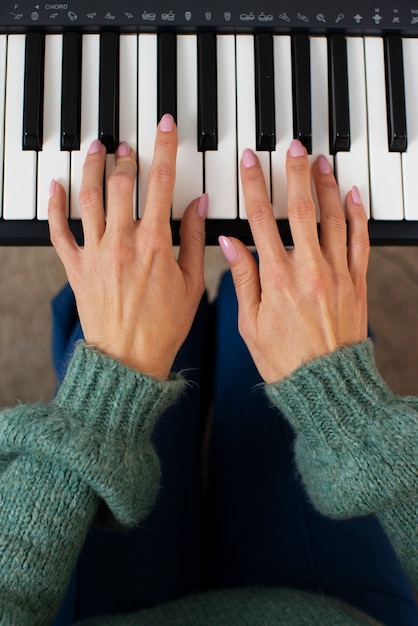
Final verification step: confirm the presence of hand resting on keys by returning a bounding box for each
[219,139,370,383]
[48,113,207,379]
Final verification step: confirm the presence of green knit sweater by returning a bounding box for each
[0,340,417,626]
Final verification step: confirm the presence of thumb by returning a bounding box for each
[218,236,261,330]
[178,194,207,295]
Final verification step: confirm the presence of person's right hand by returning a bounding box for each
[219,141,370,383]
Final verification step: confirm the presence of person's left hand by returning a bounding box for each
[48,114,207,379]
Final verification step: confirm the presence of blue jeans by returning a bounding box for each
[52,275,418,626]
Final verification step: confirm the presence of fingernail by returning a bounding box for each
[351,185,362,205]
[49,179,56,198]
[242,148,257,168]
[317,154,331,174]
[198,193,209,219]
[160,113,175,132]
[218,235,238,263]
[289,139,305,157]
[116,142,131,157]
[88,139,102,154]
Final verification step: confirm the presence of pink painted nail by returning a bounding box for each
[289,139,305,157]
[218,235,238,263]
[351,185,362,205]
[242,148,257,168]
[49,179,56,198]
[88,139,102,154]
[160,113,175,132]
[116,142,131,157]
[198,193,209,219]
[317,154,331,174]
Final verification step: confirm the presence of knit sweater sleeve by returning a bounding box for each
[0,342,184,626]
[265,339,418,588]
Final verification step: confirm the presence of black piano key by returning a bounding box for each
[197,33,217,152]
[328,35,350,154]
[99,32,120,153]
[23,33,45,151]
[61,32,82,151]
[158,33,177,123]
[254,33,276,151]
[384,36,407,153]
[291,34,312,154]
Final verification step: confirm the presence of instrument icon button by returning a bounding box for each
[353,14,363,23]
[142,11,156,21]
[279,12,290,22]
[297,13,309,23]
[67,11,78,21]
[335,13,344,23]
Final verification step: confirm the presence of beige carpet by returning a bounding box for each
[0,245,417,407]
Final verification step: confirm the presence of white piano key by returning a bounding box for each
[172,34,203,219]
[105,34,138,217]
[138,34,157,218]
[3,35,37,219]
[205,35,237,219]
[310,36,334,219]
[335,37,370,218]
[271,35,293,219]
[0,36,7,218]
[236,35,271,218]
[364,37,403,220]
[70,35,100,219]
[402,38,418,220]
[37,35,70,220]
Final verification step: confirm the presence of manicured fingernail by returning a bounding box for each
[218,235,238,263]
[160,113,175,132]
[317,154,331,174]
[351,185,362,205]
[49,179,56,198]
[116,141,130,157]
[88,139,102,154]
[289,139,305,157]
[198,193,209,219]
[242,148,257,168]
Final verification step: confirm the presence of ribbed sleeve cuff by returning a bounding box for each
[0,343,185,527]
[265,340,418,518]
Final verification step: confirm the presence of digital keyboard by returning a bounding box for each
[1,0,418,245]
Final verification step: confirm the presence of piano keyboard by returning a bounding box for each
[2,1,418,245]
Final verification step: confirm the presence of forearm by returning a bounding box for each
[377,501,418,591]
[265,340,418,519]
[0,454,98,626]
[0,343,185,623]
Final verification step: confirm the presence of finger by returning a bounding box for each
[141,114,178,239]
[79,139,106,245]
[345,186,370,286]
[105,142,137,235]
[240,148,285,261]
[48,180,80,274]
[286,140,320,254]
[218,235,261,333]
[312,155,347,270]
[178,194,207,296]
